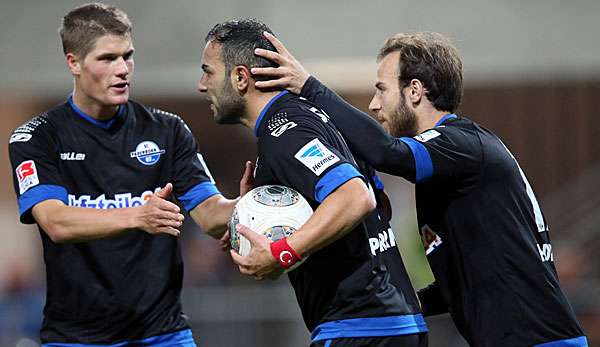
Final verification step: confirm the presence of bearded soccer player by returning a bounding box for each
[250,32,588,346]
[8,3,244,346]
[198,19,428,347]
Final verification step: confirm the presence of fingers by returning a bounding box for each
[254,79,289,90]
[219,232,231,252]
[156,183,173,199]
[235,224,262,245]
[254,48,285,65]
[240,161,256,196]
[263,31,290,56]
[158,226,180,237]
[251,66,286,77]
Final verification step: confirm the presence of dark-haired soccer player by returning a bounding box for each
[198,19,428,347]
[8,3,243,346]
[251,32,588,346]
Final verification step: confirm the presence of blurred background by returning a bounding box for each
[1,1,599,346]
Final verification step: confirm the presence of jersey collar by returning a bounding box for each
[253,90,289,137]
[67,95,125,129]
[435,113,458,127]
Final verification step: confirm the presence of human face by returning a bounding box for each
[197,41,246,124]
[369,51,418,138]
[73,35,134,112]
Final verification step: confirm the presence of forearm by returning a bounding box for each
[190,195,239,239]
[287,178,375,257]
[417,281,449,316]
[301,77,415,178]
[33,200,137,243]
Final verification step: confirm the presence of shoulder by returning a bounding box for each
[129,100,191,131]
[9,104,66,145]
[262,96,333,140]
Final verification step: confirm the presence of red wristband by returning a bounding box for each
[270,238,302,269]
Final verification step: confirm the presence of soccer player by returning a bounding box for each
[198,20,428,347]
[8,3,243,346]
[251,32,589,346]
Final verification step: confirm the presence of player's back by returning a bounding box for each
[416,117,585,346]
[253,92,425,335]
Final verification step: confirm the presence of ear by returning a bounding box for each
[407,79,426,105]
[66,53,82,76]
[231,65,251,93]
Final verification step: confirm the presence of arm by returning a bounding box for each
[32,183,183,243]
[231,177,375,279]
[188,160,255,239]
[252,33,416,179]
[417,281,449,316]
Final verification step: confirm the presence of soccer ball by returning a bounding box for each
[229,185,313,271]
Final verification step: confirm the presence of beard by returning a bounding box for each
[388,94,418,138]
[213,79,246,125]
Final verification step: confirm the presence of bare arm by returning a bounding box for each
[189,161,255,239]
[32,183,184,243]
[231,177,376,279]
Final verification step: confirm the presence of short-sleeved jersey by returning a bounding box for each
[8,97,220,344]
[300,77,586,346]
[253,91,426,340]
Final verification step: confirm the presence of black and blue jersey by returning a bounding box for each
[299,76,587,347]
[8,96,219,345]
[252,91,427,343]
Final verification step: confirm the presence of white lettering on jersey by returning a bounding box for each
[294,138,340,176]
[421,225,443,255]
[499,141,547,232]
[16,160,39,194]
[414,129,441,142]
[537,243,554,262]
[60,152,86,161]
[369,228,397,256]
[197,153,216,184]
[68,188,160,209]
[308,107,330,123]
[271,121,297,137]
[9,133,32,143]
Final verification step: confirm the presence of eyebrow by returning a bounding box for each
[96,49,135,60]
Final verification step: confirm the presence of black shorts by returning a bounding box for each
[310,333,428,347]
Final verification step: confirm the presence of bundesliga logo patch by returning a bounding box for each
[294,138,339,176]
[130,141,166,166]
[16,160,39,194]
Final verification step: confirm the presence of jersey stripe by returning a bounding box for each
[399,138,434,182]
[311,314,428,342]
[177,181,220,211]
[41,328,197,347]
[18,184,68,223]
[314,163,362,202]
[534,335,588,347]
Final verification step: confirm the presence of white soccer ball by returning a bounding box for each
[230,185,313,271]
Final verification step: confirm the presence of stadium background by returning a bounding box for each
[0,1,599,346]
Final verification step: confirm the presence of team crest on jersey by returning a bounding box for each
[294,138,340,176]
[16,160,39,194]
[420,224,443,255]
[130,141,166,166]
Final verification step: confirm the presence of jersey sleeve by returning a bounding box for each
[259,114,364,203]
[8,119,68,224]
[170,117,221,212]
[300,76,481,183]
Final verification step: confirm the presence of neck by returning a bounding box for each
[417,107,452,134]
[72,86,120,121]
[241,90,284,131]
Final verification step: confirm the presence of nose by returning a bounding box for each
[368,94,381,113]
[115,57,129,78]
[197,75,207,93]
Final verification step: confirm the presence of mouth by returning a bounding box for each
[110,82,129,92]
